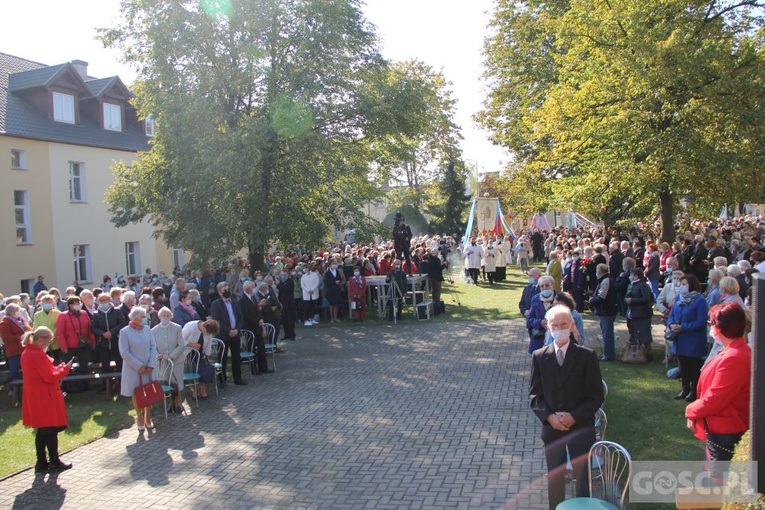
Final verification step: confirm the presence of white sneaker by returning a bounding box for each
[311,319,319,325]
[304,320,313,326]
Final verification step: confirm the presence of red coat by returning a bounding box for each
[55,310,95,351]
[0,317,32,357]
[379,259,391,276]
[21,343,70,428]
[348,276,368,320]
[685,338,751,441]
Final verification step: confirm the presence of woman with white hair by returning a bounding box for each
[119,306,158,431]
[152,307,186,414]
[705,269,724,308]
[719,277,745,308]
[726,264,749,300]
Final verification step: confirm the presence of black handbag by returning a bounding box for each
[198,359,215,383]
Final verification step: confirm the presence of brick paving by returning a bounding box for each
[0,318,567,510]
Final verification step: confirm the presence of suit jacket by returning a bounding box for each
[530,342,603,435]
[519,283,540,317]
[239,293,264,332]
[210,297,242,339]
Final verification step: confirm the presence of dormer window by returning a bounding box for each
[103,103,122,131]
[145,115,156,137]
[53,92,75,123]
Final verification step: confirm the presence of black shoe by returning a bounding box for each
[174,405,184,414]
[34,462,49,473]
[234,381,247,386]
[675,390,690,400]
[685,393,696,403]
[260,369,274,374]
[49,461,72,472]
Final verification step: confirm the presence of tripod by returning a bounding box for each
[386,278,405,325]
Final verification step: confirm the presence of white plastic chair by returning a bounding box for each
[239,330,256,379]
[183,348,201,407]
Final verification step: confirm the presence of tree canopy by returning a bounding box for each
[479,0,765,239]
[102,0,412,268]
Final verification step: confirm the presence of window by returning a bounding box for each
[103,103,122,131]
[73,244,91,283]
[14,190,31,244]
[11,149,27,170]
[69,162,86,202]
[145,115,156,137]
[53,92,75,123]
[172,248,185,270]
[125,242,141,275]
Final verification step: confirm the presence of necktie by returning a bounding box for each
[556,348,565,367]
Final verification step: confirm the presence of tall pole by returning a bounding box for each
[751,273,764,494]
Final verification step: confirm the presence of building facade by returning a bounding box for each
[1,52,177,295]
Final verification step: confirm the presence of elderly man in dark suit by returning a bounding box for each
[530,305,604,509]
[239,280,274,375]
[210,281,246,386]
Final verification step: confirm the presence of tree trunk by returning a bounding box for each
[248,243,265,273]
[659,190,675,243]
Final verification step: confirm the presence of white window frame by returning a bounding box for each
[14,190,31,244]
[11,149,27,170]
[69,162,86,202]
[53,92,75,123]
[172,248,185,270]
[125,242,141,276]
[145,115,156,137]
[73,244,91,283]
[103,102,122,132]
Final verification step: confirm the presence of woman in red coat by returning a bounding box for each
[685,302,751,481]
[0,303,32,384]
[21,326,73,473]
[348,268,368,322]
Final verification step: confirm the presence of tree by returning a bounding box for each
[427,159,471,235]
[479,0,765,241]
[102,0,396,268]
[371,59,464,210]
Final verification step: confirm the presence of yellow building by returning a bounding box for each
[1,52,179,295]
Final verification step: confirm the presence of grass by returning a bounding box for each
[0,390,133,478]
[0,261,707,500]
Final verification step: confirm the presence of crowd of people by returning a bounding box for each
[516,214,761,508]
[1,211,761,485]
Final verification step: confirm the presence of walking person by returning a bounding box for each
[21,327,73,473]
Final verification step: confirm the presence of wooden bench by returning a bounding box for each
[9,372,122,407]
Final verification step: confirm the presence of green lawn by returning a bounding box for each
[0,262,703,495]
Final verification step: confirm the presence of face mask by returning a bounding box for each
[573,256,580,261]
[679,284,689,294]
[354,271,361,277]
[291,271,297,276]
[222,290,232,299]
[42,303,53,312]
[152,277,158,282]
[540,289,553,298]
[141,317,150,327]
[98,303,111,312]
[256,276,263,282]
[550,329,569,345]
[529,277,536,285]
[194,296,202,303]
[331,265,338,270]
[160,317,170,327]
[11,311,21,319]
[184,300,192,306]
[71,305,82,313]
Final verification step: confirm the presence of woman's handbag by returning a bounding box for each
[198,359,215,383]
[622,342,649,364]
[134,372,164,408]
[664,326,679,343]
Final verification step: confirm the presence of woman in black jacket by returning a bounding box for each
[426,249,445,303]
[624,267,654,356]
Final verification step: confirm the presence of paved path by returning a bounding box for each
[1,319,557,510]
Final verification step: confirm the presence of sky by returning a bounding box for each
[0,0,508,173]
